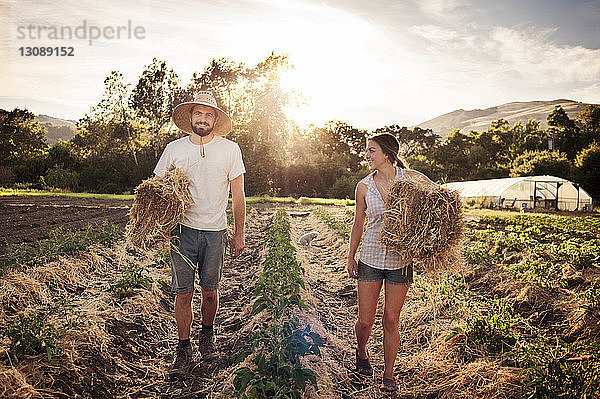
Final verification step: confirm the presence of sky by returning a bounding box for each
[1,0,599,130]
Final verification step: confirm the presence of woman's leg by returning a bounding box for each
[382,282,409,379]
[356,280,383,359]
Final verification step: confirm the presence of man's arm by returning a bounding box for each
[230,173,246,257]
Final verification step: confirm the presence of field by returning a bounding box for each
[0,195,599,398]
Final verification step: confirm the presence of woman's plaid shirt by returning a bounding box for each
[358,166,411,271]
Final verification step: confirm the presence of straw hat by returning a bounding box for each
[172,91,232,136]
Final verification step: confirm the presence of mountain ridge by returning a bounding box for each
[414,99,594,137]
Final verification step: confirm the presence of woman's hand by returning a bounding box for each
[347,257,358,279]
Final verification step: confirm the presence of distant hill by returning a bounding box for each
[35,115,77,145]
[415,99,594,137]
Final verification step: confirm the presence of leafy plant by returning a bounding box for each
[234,210,324,398]
[234,319,323,398]
[448,297,520,355]
[578,281,600,314]
[462,241,497,266]
[0,312,59,361]
[108,263,153,299]
[313,206,350,239]
[521,338,600,399]
[0,296,85,361]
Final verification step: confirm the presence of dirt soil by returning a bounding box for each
[0,196,131,250]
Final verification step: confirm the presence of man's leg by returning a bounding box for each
[200,287,218,327]
[168,225,198,380]
[197,230,225,359]
[175,291,194,339]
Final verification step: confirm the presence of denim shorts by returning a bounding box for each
[357,259,413,285]
[170,224,227,293]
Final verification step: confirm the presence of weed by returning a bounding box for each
[521,338,600,399]
[108,263,153,299]
[448,297,520,356]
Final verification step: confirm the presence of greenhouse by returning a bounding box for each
[443,175,593,211]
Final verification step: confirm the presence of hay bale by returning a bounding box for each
[380,179,464,274]
[125,166,192,251]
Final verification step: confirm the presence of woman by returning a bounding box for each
[346,133,433,392]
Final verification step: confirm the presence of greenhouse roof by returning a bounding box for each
[442,175,573,198]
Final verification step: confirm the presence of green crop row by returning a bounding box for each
[233,210,324,398]
[457,216,600,397]
[313,206,350,239]
[446,292,600,398]
[479,214,600,237]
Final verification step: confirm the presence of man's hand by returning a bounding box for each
[230,231,245,258]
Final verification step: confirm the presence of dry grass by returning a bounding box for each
[0,243,172,398]
[381,179,465,274]
[0,365,38,399]
[125,166,192,251]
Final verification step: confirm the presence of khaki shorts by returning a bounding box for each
[170,225,227,293]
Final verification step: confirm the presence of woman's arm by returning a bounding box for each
[347,182,367,279]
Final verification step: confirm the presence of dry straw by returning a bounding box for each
[380,179,465,274]
[125,165,192,251]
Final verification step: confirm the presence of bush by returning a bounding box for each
[574,142,600,200]
[100,182,122,194]
[510,150,572,178]
[0,166,16,186]
[44,165,79,191]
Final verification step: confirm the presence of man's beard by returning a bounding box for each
[192,123,213,137]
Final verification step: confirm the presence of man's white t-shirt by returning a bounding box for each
[153,135,246,231]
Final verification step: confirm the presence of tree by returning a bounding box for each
[73,71,144,164]
[46,141,82,170]
[577,105,600,150]
[510,150,572,179]
[519,119,550,153]
[374,125,439,158]
[547,105,580,159]
[185,58,247,119]
[430,129,472,181]
[574,143,600,199]
[0,108,47,166]
[130,58,182,158]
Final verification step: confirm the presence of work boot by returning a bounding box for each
[197,328,217,360]
[168,343,193,380]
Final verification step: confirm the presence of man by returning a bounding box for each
[153,91,246,380]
